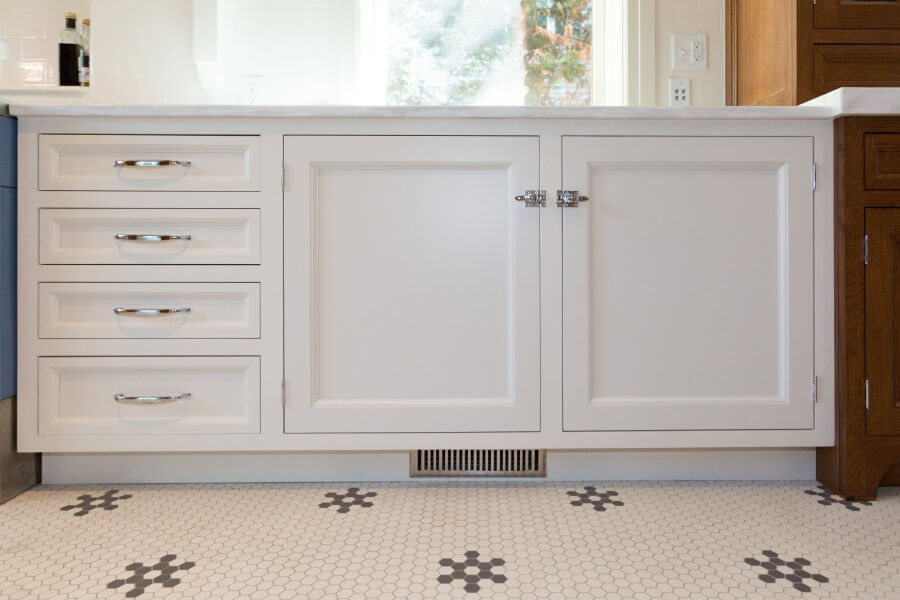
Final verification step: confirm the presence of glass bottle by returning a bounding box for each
[80,18,91,88]
[58,12,84,86]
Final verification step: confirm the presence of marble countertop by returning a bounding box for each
[5,87,898,119]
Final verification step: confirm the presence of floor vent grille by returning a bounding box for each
[410,449,546,478]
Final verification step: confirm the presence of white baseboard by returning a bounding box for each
[41,448,816,484]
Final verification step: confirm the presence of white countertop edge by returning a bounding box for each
[6,103,834,119]
[7,88,899,119]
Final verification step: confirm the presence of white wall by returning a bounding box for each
[653,0,725,106]
[0,0,206,103]
[1,2,727,107]
[90,0,206,103]
[0,0,90,88]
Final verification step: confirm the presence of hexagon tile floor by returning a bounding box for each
[1,481,898,600]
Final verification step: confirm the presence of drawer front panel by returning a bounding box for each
[38,356,260,435]
[39,208,261,264]
[813,45,900,96]
[865,133,900,190]
[39,134,261,191]
[38,283,260,339]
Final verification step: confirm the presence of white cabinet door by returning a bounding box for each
[283,136,541,433]
[562,137,815,431]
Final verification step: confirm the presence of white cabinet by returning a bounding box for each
[38,356,260,435]
[38,134,261,191]
[283,136,541,433]
[561,137,815,431]
[39,208,261,265]
[38,283,260,339]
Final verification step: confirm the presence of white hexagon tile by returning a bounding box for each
[0,481,898,599]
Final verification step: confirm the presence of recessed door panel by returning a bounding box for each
[865,208,900,436]
[283,136,540,433]
[813,0,900,29]
[562,137,815,431]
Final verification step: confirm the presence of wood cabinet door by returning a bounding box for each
[562,137,815,431]
[865,209,900,436]
[814,0,900,28]
[283,136,540,433]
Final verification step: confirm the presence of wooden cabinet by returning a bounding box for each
[726,0,900,106]
[561,137,816,431]
[814,0,900,29]
[865,209,900,437]
[819,117,900,499]
[282,136,541,434]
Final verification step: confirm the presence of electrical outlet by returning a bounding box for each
[669,78,690,106]
[671,34,707,70]
[240,75,264,104]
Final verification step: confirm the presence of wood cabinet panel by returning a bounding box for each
[813,45,900,96]
[865,133,900,190]
[865,209,900,436]
[821,118,900,500]
[814,0,900,29]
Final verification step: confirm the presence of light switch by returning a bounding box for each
[671,34,707,70]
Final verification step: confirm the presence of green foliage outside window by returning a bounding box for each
[386,0,592,106]
[522,0,592,106]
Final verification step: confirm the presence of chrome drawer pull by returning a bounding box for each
[114,234,191,242]
[113,392,191,405]
[113,307,191,315]
[114,159,191,168]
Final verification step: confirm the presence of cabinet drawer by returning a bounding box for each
[813,45,900,96]
[39,135,260,191]
[38,356,260,435]
[865,133,900,190]
[38,283,260,339]
[39,208,261,264]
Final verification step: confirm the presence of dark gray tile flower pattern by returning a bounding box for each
[60,489,133,516]
[744,550,828,593]
[804,485,873,511]
[107,554,195,597]
[567,485,624,511]
[437,551,507,594]
[318,487,377,513]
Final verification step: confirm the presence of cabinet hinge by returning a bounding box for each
[811,375,818,404]
[281,164,285,191]
[810,163,816,191]
[863,235,869,265]
[864,379,870,410]
[281,379,286,407]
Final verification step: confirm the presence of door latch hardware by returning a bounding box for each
[865,379,870,410]
[556,190,589,207]
[515,190,546,207]
[811,375,818,404]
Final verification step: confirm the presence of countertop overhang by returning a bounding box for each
[6,87,899,119]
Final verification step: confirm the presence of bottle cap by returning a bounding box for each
[65,12,76,19]
[82,18,90,25]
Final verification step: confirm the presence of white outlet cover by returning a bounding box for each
[669,78,690,106]
[240,75,264,104]
[671,34,707,70]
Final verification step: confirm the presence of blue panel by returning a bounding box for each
[0,187,14,398]
[0,115,16,398]
[0,117,15,189]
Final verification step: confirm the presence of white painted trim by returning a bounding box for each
[41,449,815,484]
